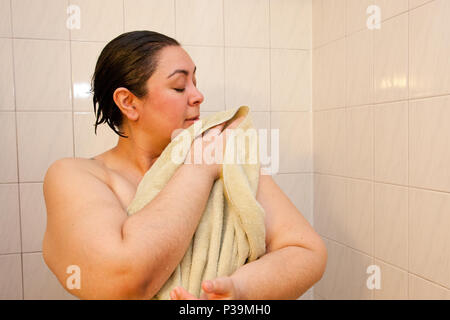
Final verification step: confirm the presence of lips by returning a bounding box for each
[186,116,200,121]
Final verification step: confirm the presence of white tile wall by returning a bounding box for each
[224,0,270,48]
[0,38,15,111]
[270,0,312,49]
[13,39,72,111]
[314,0,450,300]
[224,48,270,111]
[11,0,70,40]
[0,184,21,254]
[124,0,175,36]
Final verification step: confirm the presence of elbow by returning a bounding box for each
[49,256,150,300]
[311,237,328,284]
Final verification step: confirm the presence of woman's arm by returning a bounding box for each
[43,158,216,299]
[229,174,327,299]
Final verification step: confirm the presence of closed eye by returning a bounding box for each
[174,88,185,92]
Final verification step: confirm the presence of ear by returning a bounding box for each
[113,87,140,122]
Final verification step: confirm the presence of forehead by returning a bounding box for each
[154,46,196,77]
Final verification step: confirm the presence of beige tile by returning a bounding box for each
[23,252,78,299]
[272,173,313,225]
[409,188,450,288]
[124,0,175,36]
[0,254,22,299]
[314,238,348,299]
[373,260,408,300]
[0,0,12,37]
[346,106,373,180]
[14,39,71,111]
[346,29,373,107]
[184,46,225,112]
[410,0,450,98]
[225,48,270,111]
[409,274,450,300]
[313,174,346,243]
[69,0,123,42]
[271,112,312,173]
[374,102,408,185]
[271,0,312,49]
[0,39,15,111]
[374,183,408,269]
[19,183,47,253]
[409,0,435,10]
[271,49,311,112]
[346,178,373,255]
[11,0,69,40]
[224,0,269,48]
[346,0,374,35]
[409,96,450,193]
[312,0,345,48]
[0,184,21,254]
[312,39,346,111]
[346,248,373,299]
[313,109,346,176]
[374,13,408,103]
[74,112,118,158]
[17,112,73,182]
[0,112,18,183]
[71,41,106,112]
[375,0,409,21]
[176,0,223,46]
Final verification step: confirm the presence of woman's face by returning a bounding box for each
[137,45,204,145]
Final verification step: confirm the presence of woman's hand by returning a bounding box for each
[170,276,241,300]
[184,116,245,181]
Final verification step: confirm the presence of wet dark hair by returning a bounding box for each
[91,30,180,138]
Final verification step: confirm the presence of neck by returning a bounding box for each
[111,132,166,177]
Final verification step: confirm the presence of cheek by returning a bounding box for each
[143,93,187,135]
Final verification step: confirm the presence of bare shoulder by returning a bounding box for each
[44,157,109,185]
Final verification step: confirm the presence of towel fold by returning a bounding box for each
[126,106,266,300]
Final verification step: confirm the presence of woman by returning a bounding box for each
[42,31,327,300]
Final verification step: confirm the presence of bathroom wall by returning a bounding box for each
[0,0,313,299]
[312,0,450,299]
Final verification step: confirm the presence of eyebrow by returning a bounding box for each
[167,66,197,78]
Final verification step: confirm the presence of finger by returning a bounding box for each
[203,277,231,295]
[203,122,226,137]
[226,116,245,129]
[172,287,198,300]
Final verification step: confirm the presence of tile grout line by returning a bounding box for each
[371,20,375,301]
[407,5,410,300]
[9,0,24,300]
[312,172,450,195]
[222,0,225,112]
[69,0,75,160]
[268,0,271,154]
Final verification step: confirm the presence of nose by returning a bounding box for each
[189,86,204,107]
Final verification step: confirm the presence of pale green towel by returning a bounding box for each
[126,106,266,300]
